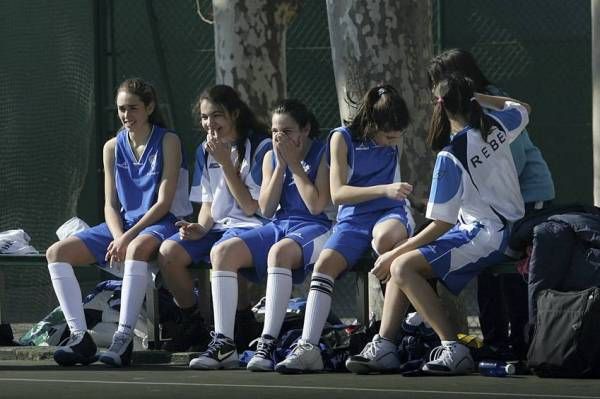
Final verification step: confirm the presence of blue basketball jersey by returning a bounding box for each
[327,126,408,221]
[275,139,330,223]
[115,125,191,224]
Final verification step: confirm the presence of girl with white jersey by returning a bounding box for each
[275,85,415,374]
[157,85,271,354]
[46,78,192,367]
[346,74,531,375]
[188,99,332,371]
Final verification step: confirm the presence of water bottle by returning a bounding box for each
[478,361,516,377]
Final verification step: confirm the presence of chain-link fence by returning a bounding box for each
[0,0,592,324]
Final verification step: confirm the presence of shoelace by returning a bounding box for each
[202,332,229,357]
[254,338,276,359]
[109,333,130,353]
[428,344,453,363]
[57,330,85,347]
[287,341,315,359]
[360,341,379,359]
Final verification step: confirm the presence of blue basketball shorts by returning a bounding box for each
[238,217,332,284]
[165,227,252,264]
[418,222,510,295]
[75,213,179,267]
[323,205,415,269]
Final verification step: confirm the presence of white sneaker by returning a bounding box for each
[274,340,323,374]
[247,335,277,372]
[98,332,134,368]
[422,342,474,375]
[189,332,239,370]
[345,334,400,374]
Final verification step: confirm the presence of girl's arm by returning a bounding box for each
[474,93,531,114]
[209,138,258,216]
[258,150,285,218]
[103,138,125,239]
[289,151,330,215]
[177,201,214,240]
[329,131,411,205]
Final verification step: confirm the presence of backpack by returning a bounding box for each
[527,287,600,378]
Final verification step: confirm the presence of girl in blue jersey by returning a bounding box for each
[157,85,271,353]
[46,78,192,367]
[189,99,331,371]
[428,49,554,360]
[275,85,415,374]
[346,74,531,375]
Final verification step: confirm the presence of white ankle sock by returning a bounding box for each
[211,270,238,339]
[48,262,87,334]
[262,267,292,338]
[116,260,148,335]
[301,272,335,345]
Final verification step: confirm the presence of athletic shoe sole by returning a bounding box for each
[54,351,97,367]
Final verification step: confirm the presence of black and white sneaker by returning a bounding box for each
[246,334,277,371]
[189,332,239,370]
[53,330,98,366]
[98,332,134,367]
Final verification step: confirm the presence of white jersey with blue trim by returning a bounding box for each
[115,125,192,223]
[189,135,272,230]
[327,126,410,221]
[426,102,528,228]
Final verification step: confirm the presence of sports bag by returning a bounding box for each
[527,287,600,377]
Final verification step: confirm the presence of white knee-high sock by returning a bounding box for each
[117,260,148,336]
[211,270,238,340]
[262,267,292,338]
[48,262,87,334]
[301,272,335,345]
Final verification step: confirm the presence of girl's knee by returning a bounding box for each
[390,259,412,286]
[210,239,246,272]
[126,236,158,261]
[268,239,301,268]
[158,241,188,271]
[313,251,346,278]
[45,241,61,262]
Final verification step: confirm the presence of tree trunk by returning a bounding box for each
[593,0,600,206]
[326,0,435,212]
[210,0,302,310]
[212,0,301,121]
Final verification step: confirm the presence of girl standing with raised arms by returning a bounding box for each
[346,74,530,375]
[47,78,192,367]
[157,85,271,353]
[275,85,415,373]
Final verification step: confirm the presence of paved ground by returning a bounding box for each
[1,355,599,399]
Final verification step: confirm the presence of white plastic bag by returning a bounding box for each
[56,217,90,240]
[0,229,38,254]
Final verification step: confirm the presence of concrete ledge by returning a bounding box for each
[0,346,198,365]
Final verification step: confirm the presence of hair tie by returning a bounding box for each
[470,97,476,102]
[378,88,387,96]
[436,96,444,104]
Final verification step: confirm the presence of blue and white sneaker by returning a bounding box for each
[98,332,134,367]
[189,332,239,370]
[53,331,98,366]
[247,334,277,372]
